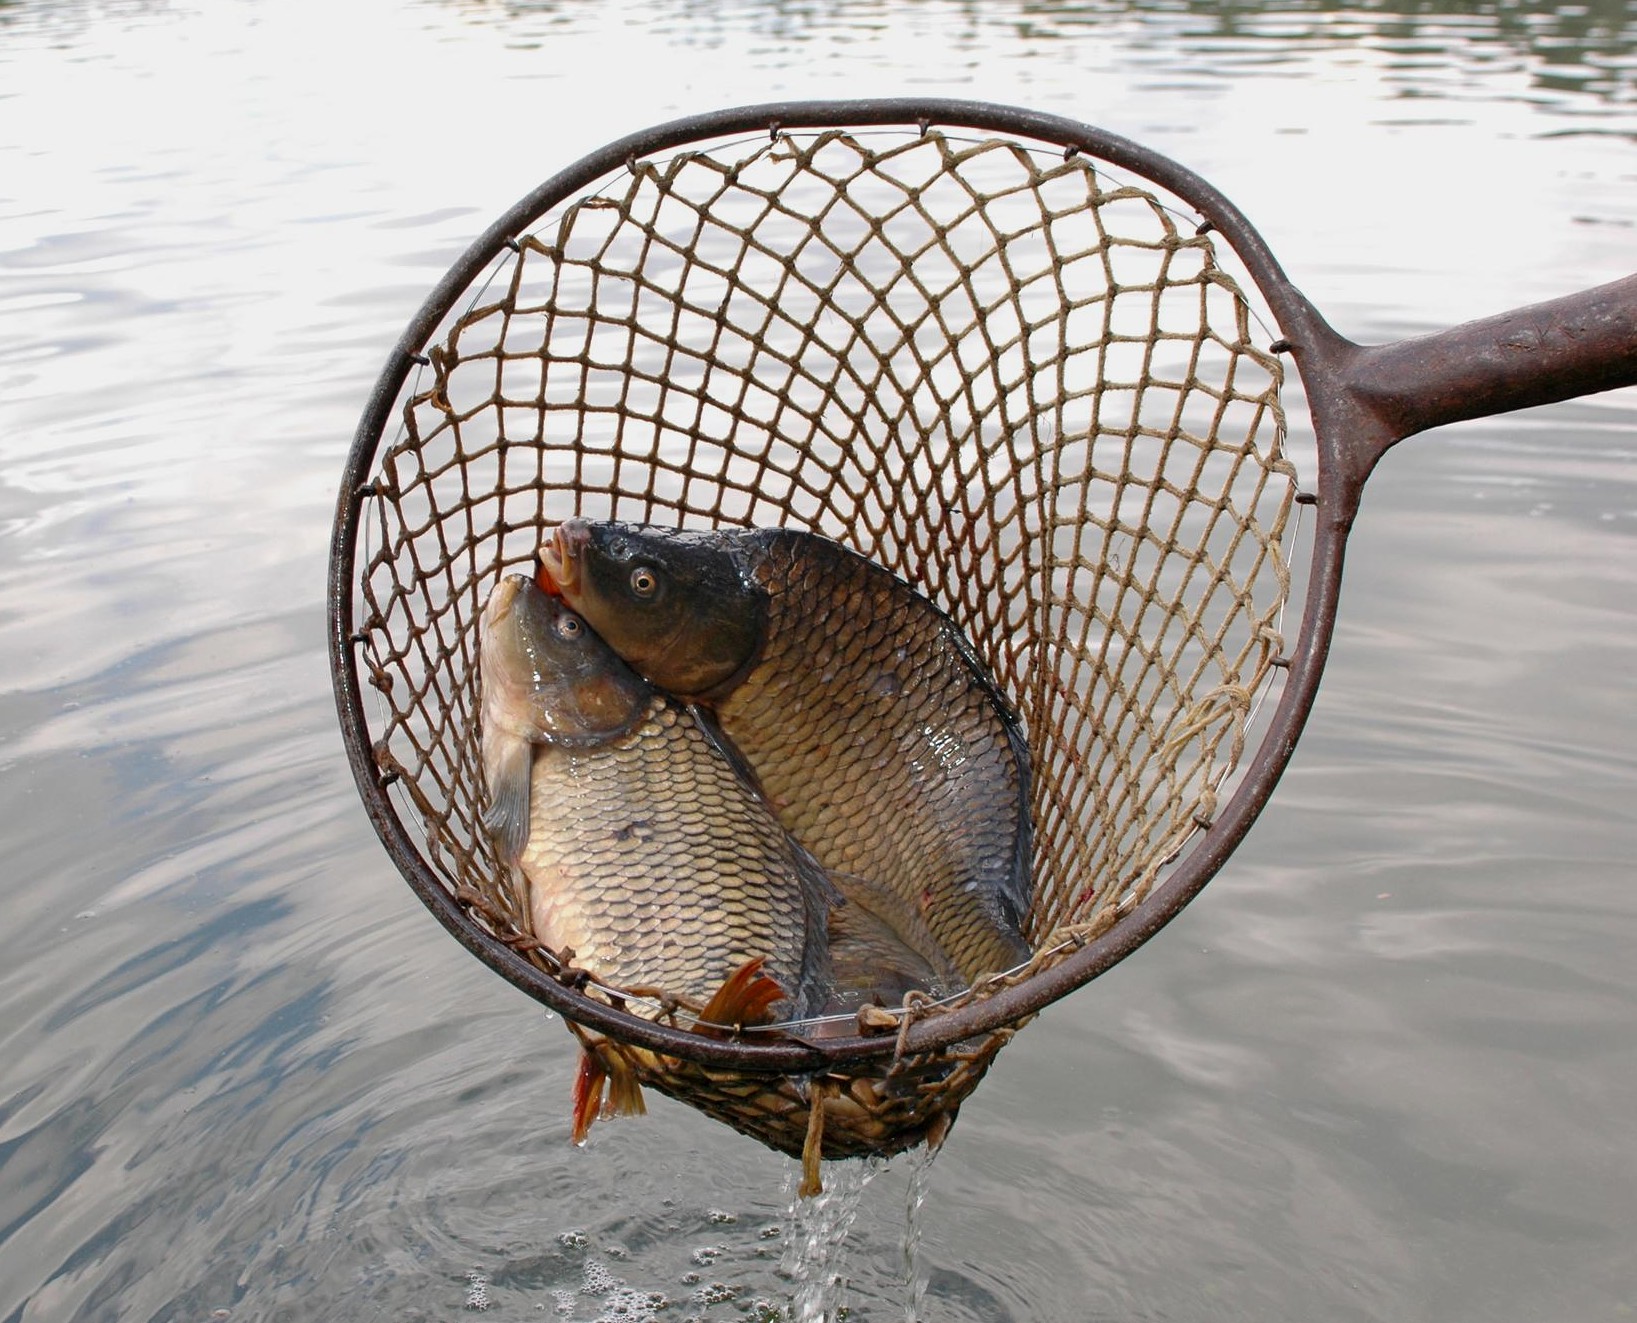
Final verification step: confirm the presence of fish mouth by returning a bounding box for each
[537,520,588,597]
[484,573,525,623]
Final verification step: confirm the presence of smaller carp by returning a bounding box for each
[479,574,838,1137]
[479,571,650,864]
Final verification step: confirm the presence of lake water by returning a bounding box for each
[2,1,1635,1319]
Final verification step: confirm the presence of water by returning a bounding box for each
[2,0,1635,1318]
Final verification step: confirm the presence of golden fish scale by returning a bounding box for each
[720,535,1030,983]
[517,694,816,1009]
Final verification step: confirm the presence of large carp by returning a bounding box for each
[478,573,836,1025]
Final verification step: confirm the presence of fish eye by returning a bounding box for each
[554,612,583,640]
[629,565,660,599]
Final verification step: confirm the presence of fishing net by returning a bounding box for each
[335,119,1299,1173]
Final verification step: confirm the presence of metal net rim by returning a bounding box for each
[329,99,1334,1070]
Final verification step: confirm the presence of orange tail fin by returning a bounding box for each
[570,1050,606,1145]
[602,1054,647,1122]
[571,1045,647,1145]
[696,957,786,1036]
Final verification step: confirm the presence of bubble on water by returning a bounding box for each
[601,1242,630,1260]
[757,1225,782,1240]
[680,1271,701,1286]
[690,1281,737,1306]
[464,1270,492,1311]
[551,1288,576,1315]
[690,1245,723,1266]
[582,1258,622,1295]
[558,1229,589,1250]
[591,1287,666,1322]
[706,1208,737,1225]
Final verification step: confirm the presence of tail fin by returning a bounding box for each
[570,1050,605,1145]
[570,1046,646,1144]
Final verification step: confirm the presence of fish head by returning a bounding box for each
[539,518,765,700]
[479,573,650,746]
[479,574,653,859]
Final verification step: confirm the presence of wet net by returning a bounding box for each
[340,124,1298,1168]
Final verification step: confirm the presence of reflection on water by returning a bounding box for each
[437,0,1637,107]
[0,0,1634,1319]
[1072,0,1637,96]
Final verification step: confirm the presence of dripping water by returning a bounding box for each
[898,1144,939,1320]
[778,1155,886,1321]
[772,1141,943,1322]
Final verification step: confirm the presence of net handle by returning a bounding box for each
[1276,273,1637,509]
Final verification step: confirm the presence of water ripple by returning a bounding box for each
[1,1,1635,1320]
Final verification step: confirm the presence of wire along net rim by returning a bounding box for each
[332,104,1307,1068]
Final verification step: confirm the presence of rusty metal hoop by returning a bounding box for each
[329,99,1317,1074]
[330,98,1637,1092]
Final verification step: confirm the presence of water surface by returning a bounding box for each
[2,1,1634,1319]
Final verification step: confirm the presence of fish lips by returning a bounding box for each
[482,572,526,626]
[536,521,588,597]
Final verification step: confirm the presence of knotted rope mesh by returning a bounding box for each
[348,126,1297,1155]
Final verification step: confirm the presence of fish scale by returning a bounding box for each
[519,694,821,1008]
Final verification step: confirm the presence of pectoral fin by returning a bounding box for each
[481,728,534,862]
[695,956,786,1033]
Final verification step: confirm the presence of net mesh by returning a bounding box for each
[352,126,1296,1040]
